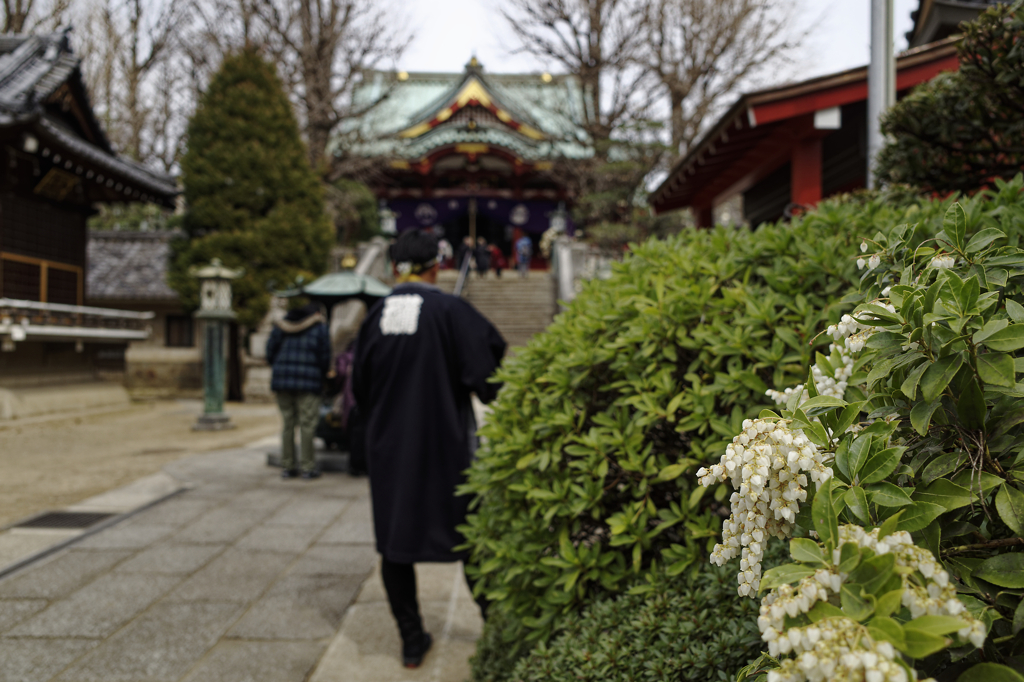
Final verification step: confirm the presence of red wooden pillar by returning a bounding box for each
[790,136,823,207]
[694,205,714,228]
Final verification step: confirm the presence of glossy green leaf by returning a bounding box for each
[759,564,817,592]
[849,553,896,594]
[943,203,967,250]
[801,395,847,417]
[860,447,905,485]
[966,227,1006,253]
[995,484,1024,536]
[903,615,970,636]
[878,510,904,539]
[808,601,846,622]
[901,628,949,659]
[838,435,872,481]
[845,486,870,523]
[895,501,946,533]
[957,378,986,431]
[910,400,942,436]
[981,324,1024,352]
[868,482,914,507]
[812,479,839,551]
[978,352,1016,387]
[875,590,904,618]
[914,479,975,512]
[901,362,930,401]
[840,583,875,621]
[791,538,827,565]
[1007,299,1024,323]
[973,553,1024,588]
[868,616,906,647]
[839,542,862,572]
[956,663,1024,682]
[921,354,964,403]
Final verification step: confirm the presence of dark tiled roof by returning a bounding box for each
[87,231,181,302]
[0,30,177,202]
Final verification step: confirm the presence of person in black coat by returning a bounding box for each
[474,237,491,277]
[353,229,506,668]
[266,302,331,479]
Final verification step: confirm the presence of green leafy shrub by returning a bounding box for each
[699,178,1024,682]
[876,2,1024,193]
[459,192,951,643]
[472,542,788,682]
[170,49,332,327]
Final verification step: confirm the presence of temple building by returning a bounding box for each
[0,30,177,416]
[651,0,996,225]
[335,58,589,262]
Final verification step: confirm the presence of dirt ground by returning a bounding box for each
[0,400,282,528]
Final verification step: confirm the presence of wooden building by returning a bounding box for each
[649,40,959,226]
[336,58,589,262]
[0,30,177,405]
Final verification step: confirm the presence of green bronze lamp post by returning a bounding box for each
[191,258,243,431]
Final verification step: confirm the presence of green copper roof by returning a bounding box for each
[333,62,592,161]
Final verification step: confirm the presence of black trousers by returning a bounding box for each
[380,558,488,641]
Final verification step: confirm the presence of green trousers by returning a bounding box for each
[276,391,320,473]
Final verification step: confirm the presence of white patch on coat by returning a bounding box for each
[380,294,424,335]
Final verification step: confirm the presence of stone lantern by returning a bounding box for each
[190,258,243,431]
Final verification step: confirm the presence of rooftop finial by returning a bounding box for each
[466,55,482,73]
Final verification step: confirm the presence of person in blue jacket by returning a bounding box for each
[266,302,331,479]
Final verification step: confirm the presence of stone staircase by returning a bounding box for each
[437,270,556,350]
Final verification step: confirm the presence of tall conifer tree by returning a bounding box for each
[170,49,332,328]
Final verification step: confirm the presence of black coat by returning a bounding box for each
[352,282,506,562]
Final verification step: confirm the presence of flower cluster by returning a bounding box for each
[757,526,985,682]
[929,254,955,270]
[765,616,919,682]
[539,226,559,259]
[857,255,881,271]
[697,419,833,596]
[837,526,986,647]
[767,343,855,408]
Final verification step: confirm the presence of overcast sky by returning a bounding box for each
[394,0,920,82]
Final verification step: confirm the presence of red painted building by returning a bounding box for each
[650,40,959,226]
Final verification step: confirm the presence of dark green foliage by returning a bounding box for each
[828,178,1024,674]
[87,202,176,232]
[169,50,332,327]
[876,2,1024,192]
[459,191,957,643]
[328,179,380,245]
[473,549,785,682]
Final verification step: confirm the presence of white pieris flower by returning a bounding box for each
[758,527,985,682]
[868,254,881,269]
[861,242,869,253]
[857,258,866,270]
[699,419,832,596]
[929,255,955,270]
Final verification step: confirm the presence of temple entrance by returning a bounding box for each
[440,209,510,265]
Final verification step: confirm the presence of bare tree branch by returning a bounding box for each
[636,0,803,154]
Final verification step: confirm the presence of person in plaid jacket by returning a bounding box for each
[266,302,331,478]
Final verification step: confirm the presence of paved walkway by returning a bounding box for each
[0,438,483,681]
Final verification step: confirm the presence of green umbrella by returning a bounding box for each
[299,272,392,299]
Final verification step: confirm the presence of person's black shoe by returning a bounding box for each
[301,469,322,480]
[281,469,299,479]
[402,631,433,668]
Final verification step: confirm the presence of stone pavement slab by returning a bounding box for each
[0,442,379,682]
[0,435,486,682]
[310,561,484,682]
[179,641,325,682]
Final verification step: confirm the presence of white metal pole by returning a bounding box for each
[867,0,895,189]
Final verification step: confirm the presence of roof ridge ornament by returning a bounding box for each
[465,55,482,74]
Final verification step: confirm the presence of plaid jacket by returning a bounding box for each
[266,314,331,394]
